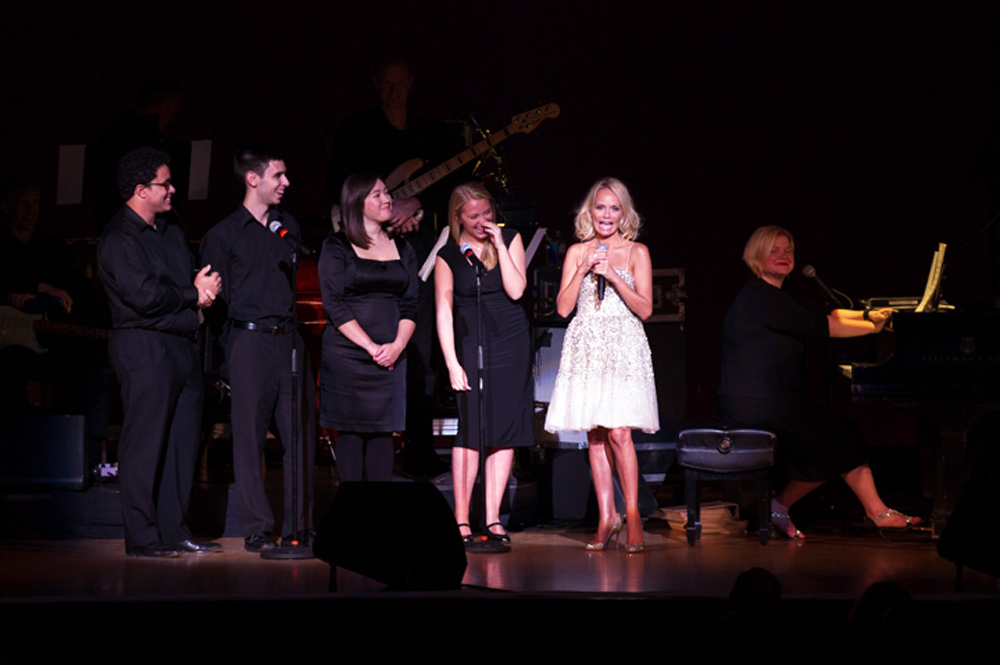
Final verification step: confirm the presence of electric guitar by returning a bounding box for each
[331,103,561,228]
[0,305,110,353]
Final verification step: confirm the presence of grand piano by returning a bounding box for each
[849,244,1000,535]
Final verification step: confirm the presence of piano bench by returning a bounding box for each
[677,428,777,546]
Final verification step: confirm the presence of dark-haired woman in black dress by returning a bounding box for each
[319,174,418,481]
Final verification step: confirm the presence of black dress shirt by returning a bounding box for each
[199,207,299,329]
[97,206,200,333]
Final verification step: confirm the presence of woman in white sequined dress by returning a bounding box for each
[544,178,659,553]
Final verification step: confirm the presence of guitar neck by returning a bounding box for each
[35,320,111,341]
[390,125,518,201]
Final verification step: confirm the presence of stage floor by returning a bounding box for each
[3,520,999,601]
[5,522,1000,663]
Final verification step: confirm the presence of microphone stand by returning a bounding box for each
[262,246,313,560]
[464,257,509,554]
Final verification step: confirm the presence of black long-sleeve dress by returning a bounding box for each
[717,278,867,481]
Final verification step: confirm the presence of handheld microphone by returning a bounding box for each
[268,211,315,258]
[596,243,607,300]
[460,243,486,274]
[802,265,841,307]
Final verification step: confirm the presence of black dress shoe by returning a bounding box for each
[175,538,222,554]
[127,542,182,558]
[245,533,275,552]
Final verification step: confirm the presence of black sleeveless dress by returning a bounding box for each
[439,228,533,449]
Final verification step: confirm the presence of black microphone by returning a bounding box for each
[460,243,486,274]
[802,265,841,307]
[268,210,315,258]
[596,243,607,300]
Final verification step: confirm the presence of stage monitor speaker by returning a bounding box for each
[314,482,467,591]
[0,415,87,491]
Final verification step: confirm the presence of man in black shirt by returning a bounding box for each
[200,146,313,553]
[325,56,461,229]
[97,147,222,557]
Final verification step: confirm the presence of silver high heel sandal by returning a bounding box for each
[623,516,645,553]
[586,516,624,551]
[623,541,645,554]
[866,508,921,532]
[771,498,804,539]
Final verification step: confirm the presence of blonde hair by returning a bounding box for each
[743,225,795,277]
[573,177,641,242]
[448,182,499,270]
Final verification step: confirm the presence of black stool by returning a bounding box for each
[677,428,776,545]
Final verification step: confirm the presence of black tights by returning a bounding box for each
[336,432,394,482]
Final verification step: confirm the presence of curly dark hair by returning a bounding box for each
[116,147,171,200]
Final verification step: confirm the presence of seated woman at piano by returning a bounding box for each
[717,225,921,538]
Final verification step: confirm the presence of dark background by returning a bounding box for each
[5,1,1000,419]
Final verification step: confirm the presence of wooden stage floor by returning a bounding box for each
[3,523,1000,663]
[3,521,999,600]
[3,452,1000,662]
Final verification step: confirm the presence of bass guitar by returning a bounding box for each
[331,102,561,227]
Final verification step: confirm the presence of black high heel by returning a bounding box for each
[485,522,511,543]
[457,523,475,544]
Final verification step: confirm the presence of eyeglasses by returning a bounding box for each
[145,180,173,190]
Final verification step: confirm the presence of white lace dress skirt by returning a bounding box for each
[544,271,659,434]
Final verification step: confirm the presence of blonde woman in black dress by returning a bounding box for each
[435,183,532,543]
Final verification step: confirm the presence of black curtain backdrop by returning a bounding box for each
[5,1,1000,418]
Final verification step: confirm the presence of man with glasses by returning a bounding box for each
[97,147,222,557]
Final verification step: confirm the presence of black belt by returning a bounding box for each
[232,320,294,335]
